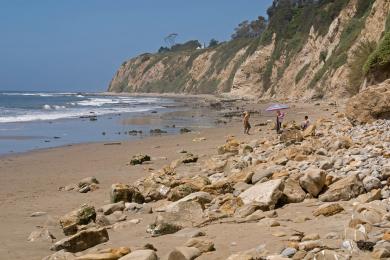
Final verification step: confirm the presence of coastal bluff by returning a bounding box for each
[108,0,390,101]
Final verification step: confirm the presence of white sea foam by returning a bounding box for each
[0,107,161,123]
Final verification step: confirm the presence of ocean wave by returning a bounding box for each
[0,92,80,97]
[0,107,161,123]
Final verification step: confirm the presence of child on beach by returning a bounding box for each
[301,115,310,130]
[243,111,251,135]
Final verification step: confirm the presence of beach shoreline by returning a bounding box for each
[0,100,342,259]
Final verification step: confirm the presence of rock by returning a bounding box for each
[172,228,205,238]
[148,201,204,236]
[75,247,131,260]
[251,166,282,184]
[298,240,321,251]
[281,247,297,257]
[226,254,253,260]
[130,154,151,165]
[78,177,99,188]
[30,211,47,217]
[181,153,198,164]
[313,203,344,217]
[166,247,201,260]
[233,182,252,196]
[303,124,316,138]
[314,250,349,260]
[218,139,240,155]
[100,201,125,215]
[372,248,390,259]
[51,227,109,253]
[280,129,303,144]
[28,228,56,242]
[59,205,97,235]
[110,184,144,204]
[239,179,284,209]
[346,80,390,125]
[43,250,76,260]
[358,189,382,203]
[234,202,268,218]
[184,238,215,253]
[118,250,157,260]
[282,178,306,203]
[161,192,213,212]
[356,240,375,251]
[319,174,365,202]
[168,183,200,202]
[299,168,326,197]
[363,176,381,192]
[202,180,234,195]
[302,233,320,241]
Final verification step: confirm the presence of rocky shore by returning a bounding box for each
[1,87,389,259]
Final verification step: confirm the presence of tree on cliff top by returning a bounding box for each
[231,16,267,39]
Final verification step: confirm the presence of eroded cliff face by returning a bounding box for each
[108,0,390,100]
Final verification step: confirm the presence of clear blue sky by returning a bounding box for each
[0,0,273,92]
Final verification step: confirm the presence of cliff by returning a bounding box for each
[108,0,390,100]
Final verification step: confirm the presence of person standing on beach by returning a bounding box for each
[276,110,285,134]
[243,111,251,135]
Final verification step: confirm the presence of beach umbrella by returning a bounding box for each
[265,104,289,112]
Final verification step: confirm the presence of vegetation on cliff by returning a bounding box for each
[109,0,388,99]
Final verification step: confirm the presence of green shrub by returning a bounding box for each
[363,32,390,74]
[348,40,376,95]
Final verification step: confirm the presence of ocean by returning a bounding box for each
[0,91,214,155]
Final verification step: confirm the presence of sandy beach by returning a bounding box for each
[0,99,344,259]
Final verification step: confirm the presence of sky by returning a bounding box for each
[0,0,273,92]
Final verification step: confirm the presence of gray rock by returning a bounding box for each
[239,179,284,209]
[363,176,381,192]
[100,201,125,215]
[51,227,109,253]
[281,247,297,257]
[251,166,280,184]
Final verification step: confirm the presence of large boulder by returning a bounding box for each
[346,80,390,125]
[110,184,144,204]
[299,168,326,197]
[239,179,284,209]
[51,227,109,253]
[282,178,306,203]
[319,174,365,202]
[148,201,204,236]
[59,205,96,235]
[280,129,303,144]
